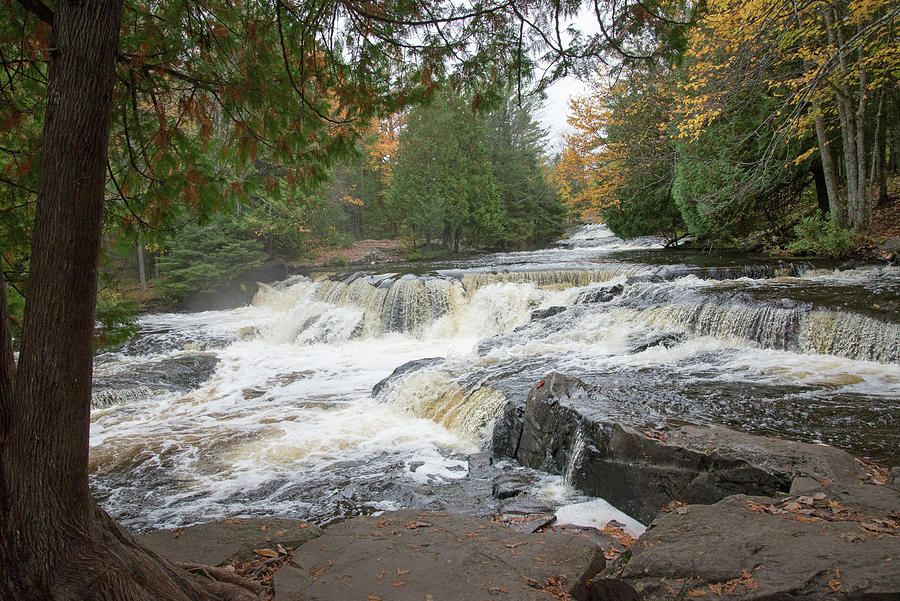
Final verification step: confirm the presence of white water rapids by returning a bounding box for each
[90,225,900,533]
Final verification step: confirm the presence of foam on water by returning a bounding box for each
[90,225,900,531]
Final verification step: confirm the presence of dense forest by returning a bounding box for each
[552,0,899,255]
[99,91,568,315]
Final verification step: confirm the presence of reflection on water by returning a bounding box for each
[91,225,900,532]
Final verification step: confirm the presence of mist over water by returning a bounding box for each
[90,225,900,532]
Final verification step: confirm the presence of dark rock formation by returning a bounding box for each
[496,371,900,599]
[371,356,445,398]
[627,331,685,353]
[576,284,625,305]
[492,472,536,499]
[273,510,606,601]
[530,305,569,320]
[502,372,869,524]
[93,351,219,392]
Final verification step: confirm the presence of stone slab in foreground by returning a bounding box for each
[274,510,606,601]
[136,518,323,566]
[608,484,900,600]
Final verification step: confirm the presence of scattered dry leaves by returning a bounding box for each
[601,523,637,547]
[707,570,759,595]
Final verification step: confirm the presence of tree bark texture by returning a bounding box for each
[137,237,147,291]
[0,3,256,599]
[814,113,843,223]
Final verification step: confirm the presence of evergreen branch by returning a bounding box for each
[15,0,53,26]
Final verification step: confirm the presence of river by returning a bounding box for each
[90,225,900,534]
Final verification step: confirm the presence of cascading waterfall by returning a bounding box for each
[564,431,586,487]
[625,298,899,364]
[802,310,900,364]
[374,367,510,446]
[89,224,900,532]
[460,268,641,295]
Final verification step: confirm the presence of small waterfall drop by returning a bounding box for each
[378,369,508,446]
[564,430,586,487]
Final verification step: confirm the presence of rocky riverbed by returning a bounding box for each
[137,371,899,600]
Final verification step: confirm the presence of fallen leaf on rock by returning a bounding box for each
[687,590,708,597]
[707,570,758,595]
[859,521,894,534]
[841,532,866,543]
[397,569,409,575]
[790,515,824,523]
[661,500,687,512]
[676,506,691,515]
[404,520,432,529]
[601,523,637,547]
[393,581,406,587]
[367,595,382,601]
[253,548,279,558]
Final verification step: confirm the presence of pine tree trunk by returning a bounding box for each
[825,6,861,227]
[814,113,843,223]
[137,237,147,291]
[0,3,257,599]
[853,68,869,231]
[0,274,14,436]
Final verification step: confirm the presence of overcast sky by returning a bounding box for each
[532,8,600,153]
[537,76,593,153]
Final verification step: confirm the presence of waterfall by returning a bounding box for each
[632,301,899,364]
[378,369,508,445]
[460,268,640,295]
[802,310,900,364]
[564,430,586,486]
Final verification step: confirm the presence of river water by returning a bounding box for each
[90,225,900,533]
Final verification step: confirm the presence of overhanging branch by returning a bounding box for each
[15,0,54,26]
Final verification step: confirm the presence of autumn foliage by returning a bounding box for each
[554,0,899,249]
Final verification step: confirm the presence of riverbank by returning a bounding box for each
[135,403,900,600]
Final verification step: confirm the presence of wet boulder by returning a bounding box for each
[492,472,536,499]
[576,284,625,305]
[506,373,868,524]
[530,305,569,320]
[371,356,445,398]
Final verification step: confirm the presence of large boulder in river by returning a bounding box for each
[503,372,869,524]
[500,372,900,600]
[371,356,445,398]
